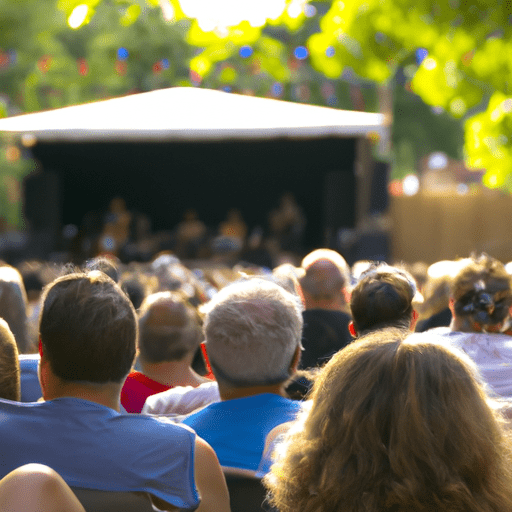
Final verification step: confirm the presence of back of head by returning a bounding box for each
[266,328,512,512]
[138,292,202,363]
[120,272,149,310]
[451,254,512,330]
[0,318,20,401]
[350,264,416,335]
[0,266,29,353]
[20,266,45,303]
[84,256,120,283]
[300,249,350,300]
[39,271,137,383]
[272,263,301,297]
[202,278,303,386]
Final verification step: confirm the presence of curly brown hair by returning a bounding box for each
[451,254,512,329]
[0,319,20,401]
[264,328,512,512]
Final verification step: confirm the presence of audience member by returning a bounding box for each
[121,291,209,413]
[181,278,303,473]
[239,226,274,269]
[430,254,512,397]
[415,259,465,332]
[349,263,419,337]
[0,318,20,401]
[143,269,303,417]
[350,259,373,281]
[0,271,229,512]
[18,352,42,402]
[16,260,55,401]
[265,328,512,512]
[18,261,46,345]
[119,270,150,310]
[0,264,30,353]
[84,255,120,282]
[271,263,302,296]
[298,249,352,368]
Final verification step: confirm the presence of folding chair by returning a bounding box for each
[70,488,155,512]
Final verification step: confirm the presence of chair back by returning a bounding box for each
[70,487,154,512]
[223,469,277,512]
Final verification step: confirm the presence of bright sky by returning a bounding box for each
[179,0,288,29]
[69,0,309,31]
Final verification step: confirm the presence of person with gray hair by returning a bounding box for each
[121,291,209,413]
[181,277,303,473]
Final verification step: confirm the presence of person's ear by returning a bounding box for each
[410,309,419,331]
[449,298,455,316]
[348,321,357,338]
[38,338,49,396]
[289,345,301,375]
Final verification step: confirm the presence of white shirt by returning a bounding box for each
[142,381,220,417]
[431,328,512,398]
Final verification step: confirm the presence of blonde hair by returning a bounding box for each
[265,328,512,512]
[0,266,29,353]
[0,318,20,401]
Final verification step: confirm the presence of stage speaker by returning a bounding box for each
[23,170,60,257]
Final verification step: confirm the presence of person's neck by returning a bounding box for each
[140,359,208,388]
[450,316,494,333]
[450,316,471,332]
[43,381,124,412]
[217,382,288,401]
[304,298,347,312]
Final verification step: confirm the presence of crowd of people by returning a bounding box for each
[0,243,512,511]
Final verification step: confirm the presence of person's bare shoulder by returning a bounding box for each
[194,436,230,512]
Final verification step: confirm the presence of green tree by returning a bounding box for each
[133,0,503,189]
[0,0,480,212]
[305,0,512,190]
[0,0,197,112]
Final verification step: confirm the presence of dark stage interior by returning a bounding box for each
[27,136,358,250]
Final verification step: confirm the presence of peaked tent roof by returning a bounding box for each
[0,87,387,143]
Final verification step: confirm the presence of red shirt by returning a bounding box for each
[121,371,172,413]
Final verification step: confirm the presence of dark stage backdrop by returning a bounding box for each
[27,136,358,249]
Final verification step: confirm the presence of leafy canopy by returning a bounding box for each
[1,0,509,194]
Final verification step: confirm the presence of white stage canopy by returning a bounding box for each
[0,87,387,143]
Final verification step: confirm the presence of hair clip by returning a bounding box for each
[474,280,486,291]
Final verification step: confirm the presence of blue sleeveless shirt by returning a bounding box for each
[0,397,199,510]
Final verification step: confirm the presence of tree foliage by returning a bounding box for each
[1,0,504,207]
[167,0,510,189]
[307,0,512,189]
